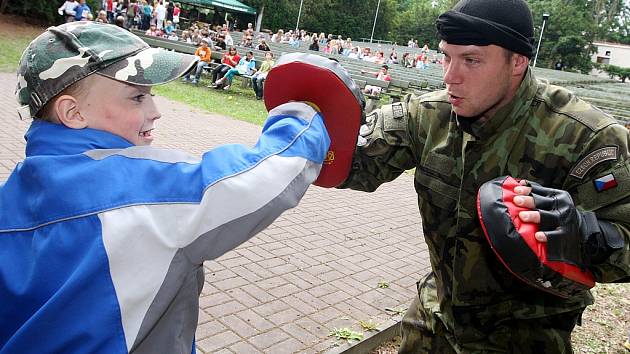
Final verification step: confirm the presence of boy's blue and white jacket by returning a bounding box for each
[0,103,330,354]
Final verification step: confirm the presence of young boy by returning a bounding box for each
[182,38,211,84]
[2,22,331,353]
[251,51,274,100]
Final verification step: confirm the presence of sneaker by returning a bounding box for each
[256,96,262,100]
[223,85,230,90]
[181,77,189,82]
[191,79,198,84]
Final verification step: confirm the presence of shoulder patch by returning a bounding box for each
[569,146,618,179]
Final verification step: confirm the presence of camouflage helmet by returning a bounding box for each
[15,21,198,119]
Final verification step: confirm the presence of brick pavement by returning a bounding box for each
[0,72,431,353]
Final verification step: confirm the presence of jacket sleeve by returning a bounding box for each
[338,96,417,192]
[566,123,630,283]
[91,102,329,350]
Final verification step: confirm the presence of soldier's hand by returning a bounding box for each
[511,179,623,267]
[513,180,545,242]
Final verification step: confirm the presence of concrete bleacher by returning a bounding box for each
[134,29,630,123]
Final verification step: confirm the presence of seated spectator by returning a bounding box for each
[362,52,376,63]
[167,31,178,41]
[210,46,240,88]
[251,52,274,100]
[421,42,430,52]
[271,29,284,43]
[348,47,360,59]
[387,50,398,64]
[257,39,271,51]
[416,53,429,69]
[114,15,125,28]
[361,64,391,96]
[214,51,256,90]
[164,20,175,35]
[96,10,108,23]
[145,24,162,37]
[280,33,290,44]
[308,38,319,52]
[181,30,192,43]
[214,34,227,50]
[342,38,352,56]
[191,29,202,46]
[240,35,254,48]
[182,38,212,84]
[316,32,324,45]
[224,31,234,46]
[288,33,300,48]
[374,51,385,64]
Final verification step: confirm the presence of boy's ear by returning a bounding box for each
[55,95,88,129]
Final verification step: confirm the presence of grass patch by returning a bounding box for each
[153,80,268,126]
[0,23,40,73]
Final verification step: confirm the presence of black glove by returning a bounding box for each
[529,182,624,268]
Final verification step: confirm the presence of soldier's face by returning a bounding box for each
[440,41,514,118]
[80,75,161,146]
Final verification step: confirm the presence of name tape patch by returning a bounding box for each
[569,146,618,179]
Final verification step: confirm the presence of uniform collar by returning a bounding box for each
[25,120,133,157]
[457,68,538,140]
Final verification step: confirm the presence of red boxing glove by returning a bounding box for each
[264,53,364,188]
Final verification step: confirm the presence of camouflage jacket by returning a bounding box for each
[340,69,630,326]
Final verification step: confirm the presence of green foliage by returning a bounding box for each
[600,64,630,83]
[390,0,450,48]
[328,327,364,343]
[1,0,101,25]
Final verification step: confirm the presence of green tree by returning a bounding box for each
[528,0,597,73]
[391,0,450,48]
[1,0,101,24]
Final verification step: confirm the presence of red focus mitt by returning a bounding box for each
[264,53,364,188]
[477,176,595,298]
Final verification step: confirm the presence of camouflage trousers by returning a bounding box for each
[399,274,584,354]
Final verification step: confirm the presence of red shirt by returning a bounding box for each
[106,0,113,11]
[222,53,240,67]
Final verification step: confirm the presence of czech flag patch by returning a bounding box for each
[593,173,618,192]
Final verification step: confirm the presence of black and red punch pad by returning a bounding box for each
[477,176,595,298]
[264,53,365,188]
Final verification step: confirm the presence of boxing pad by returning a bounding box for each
[264,53,365,188]
[477,176,595,298]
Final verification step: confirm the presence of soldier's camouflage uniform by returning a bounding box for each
[340,68,630,353]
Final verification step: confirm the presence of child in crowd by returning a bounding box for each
[213,51,256,90]
[210,46,239,88]
[3,22,330,353]
[361,64,391,96]
[251,52,274,100]
[182,38,212,84]
[145,23,161,37]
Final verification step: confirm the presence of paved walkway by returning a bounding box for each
[0,73,430,353]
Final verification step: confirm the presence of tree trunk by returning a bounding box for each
[255,5,264,32]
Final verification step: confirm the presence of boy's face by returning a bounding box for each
[79,75,161,146]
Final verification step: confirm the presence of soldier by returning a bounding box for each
[339,0,629,352]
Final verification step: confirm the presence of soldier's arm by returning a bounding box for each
[567,123,630,283]
[338,95,418,192]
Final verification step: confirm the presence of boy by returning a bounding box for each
[2,22,331,353]
[182,38,211,84]
[251,51,274,100]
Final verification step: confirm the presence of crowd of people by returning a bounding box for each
[56,0,442,99]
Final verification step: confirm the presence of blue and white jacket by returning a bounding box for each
[0,103,329,354]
